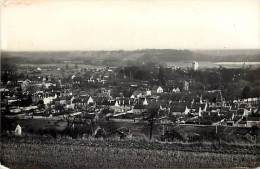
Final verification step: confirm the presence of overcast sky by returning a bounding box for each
[1,0,260,51]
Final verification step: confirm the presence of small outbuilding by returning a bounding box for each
[14,124,22,136]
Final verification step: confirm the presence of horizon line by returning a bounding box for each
[2,48,260,53]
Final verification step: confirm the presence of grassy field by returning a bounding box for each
[1,137,258,169]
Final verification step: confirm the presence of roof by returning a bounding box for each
[170,103,187,112]
[134,103,146,110]
[247,116,260,121]
[239,103,248,109]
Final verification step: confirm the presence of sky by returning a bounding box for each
[1,0,260,51]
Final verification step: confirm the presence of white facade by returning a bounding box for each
[184,106,190,115]
[192,61,199,71]
[146,90,152,96]
[157,86,163,93]
[87,96,94,104]
[172,87,180,93]
[15,124,22,136]
[143,98,148,105]
[114,100,119,107]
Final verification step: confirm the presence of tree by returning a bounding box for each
[37,100,45,109]
[1,63,18,84]
[158,65,166,86]
[21,95,33,107]
[241,86,251,99]
[146,106,159,140]
[65,63,69,70]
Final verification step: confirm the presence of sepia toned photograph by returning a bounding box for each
[0,0,260,168]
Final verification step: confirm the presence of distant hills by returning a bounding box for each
[2,49,260,65]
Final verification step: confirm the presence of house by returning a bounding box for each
[183,81,189,91]
[66,104,75,110]
[43,94,57,105]
[132,90,143,98]
[10,108,22,114]
[110,101,130,113]
[71,74,76,80]
[146,90,152,96]
[143,98,148,106]
[192,61,199,71]
[190,102,207,115]
[115,100,119,107]
[20,79,31,91]
[0,162,9,169]
[237,121,247,127]
[246,116,260,127]
[170,103,190,115]
[172,87,180,93]
[236,108,250,117]
[43,82,55,89]
[226,120,235,126]
[157,86,163,93]
[14,124,22,136]
[87,96,94,105]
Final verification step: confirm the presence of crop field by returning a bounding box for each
[1,137,259,169]
[98,121,260,144]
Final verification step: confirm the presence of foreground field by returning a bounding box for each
[1,137,259,169]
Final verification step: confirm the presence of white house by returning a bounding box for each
[114,100,119,107]
[184,106,190,115]
[146,90,152,96]
[192,61,199,71]
[172,87,180,93]
[143,98,148,106]
[14,124,22,136]
[87,96,94,105]
[198,107,202,117]
[71,74,76,80]
[137,93,142,98]
[157,86,163,93]
[0,163,9,169]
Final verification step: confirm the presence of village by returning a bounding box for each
[1,61,260,142]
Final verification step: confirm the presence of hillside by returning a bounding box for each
[2,49,260,66]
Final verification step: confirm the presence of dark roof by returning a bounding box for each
[170,103,187,112]
[247,116,260,121]
[239,103,248,109]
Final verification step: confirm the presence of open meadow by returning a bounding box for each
[1,137,259,169]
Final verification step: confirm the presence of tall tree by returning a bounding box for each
[147,106,159,140]
[241,86,251,99]
[158,65,166,86]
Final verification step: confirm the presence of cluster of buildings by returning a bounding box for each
[1,63,260,137]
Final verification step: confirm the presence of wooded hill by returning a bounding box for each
[2,49,260,65]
